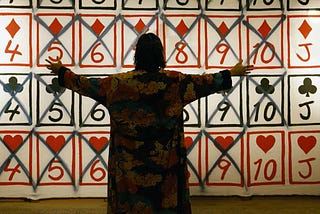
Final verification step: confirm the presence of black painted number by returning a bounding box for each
[92,0,106,4]
[48,102,63,122]
[298,0,309,5]
[50,0,63,4]
[217,101,231,121]
[252,0,274,5]
[254,102,276,122]
[91,104,106,121]
[5,102,20,121]
[177,0,188,6]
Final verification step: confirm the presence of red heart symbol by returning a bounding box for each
[46,135,65,153]
[89,136,108,152]
[184,136,193,149]
[256,135,275,153]
[215,136,234,150]
[298,136,316,154]
[3,135,23,152]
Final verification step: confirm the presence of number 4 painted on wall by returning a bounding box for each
[5,40,22,62]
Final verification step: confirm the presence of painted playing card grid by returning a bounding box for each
[0,0,320,198]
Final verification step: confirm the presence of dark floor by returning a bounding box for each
[0,196,320,213]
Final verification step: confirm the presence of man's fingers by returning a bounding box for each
[249,66,254,70]
[247,65,254,70]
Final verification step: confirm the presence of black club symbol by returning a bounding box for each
[46,78,65,94]
[4,76,23,94]
[298,77,317,97]
[255,78,275,94]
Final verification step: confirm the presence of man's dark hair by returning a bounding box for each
[134,33,166,72]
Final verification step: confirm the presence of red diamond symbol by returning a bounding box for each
[91,19,105,36]
[258,20,271,39]
[49,18,63,35]
[135,19,147,34]
[298,19,312,39]
[176,20,189,37]
[6,19,20,38]
[218,21,229,37]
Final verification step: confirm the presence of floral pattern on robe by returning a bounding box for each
[58,68,232,214]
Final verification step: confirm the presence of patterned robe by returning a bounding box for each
[57,68,232,214]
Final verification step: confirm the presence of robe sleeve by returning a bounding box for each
[57,66,110,104]
[181,70,232,105]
